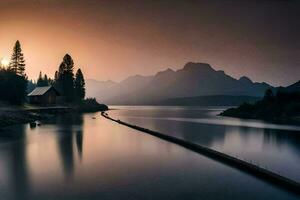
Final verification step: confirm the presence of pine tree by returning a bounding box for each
[37,71,43,86]
[43,74,49,85]
[54,71,59,81]
[74,68,85,101]
[63,54,74,73]
[37,72,49,87]
[0,68,27,104]
[9,40,26,76]
[56,54,75,102]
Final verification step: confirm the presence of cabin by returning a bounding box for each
[28,86,60,105]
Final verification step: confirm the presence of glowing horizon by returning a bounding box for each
[0,0,299,86]
[0,58,9,68]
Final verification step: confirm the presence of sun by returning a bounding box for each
[0,58,9,67]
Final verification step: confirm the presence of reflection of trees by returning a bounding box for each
[180,123,226,146]
[57,131,75,178]
[263,128,300,157]
[4,125,30,200]
[76,130,83,161]
[56,114,84,179]
[149,117,300,158]
[177,120,300,158]
[0,114,86,198]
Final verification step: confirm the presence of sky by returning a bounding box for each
[0,0,299,86]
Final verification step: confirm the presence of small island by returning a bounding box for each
[0,41,108,127]
[220,89,300,124]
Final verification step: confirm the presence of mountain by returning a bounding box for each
[87,62,273,105]
[86,79,116,98]
[283,81,300,93]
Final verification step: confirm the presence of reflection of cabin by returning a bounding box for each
[28,86,60,105]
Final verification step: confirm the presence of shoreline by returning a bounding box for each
[0,108,71,127]
[0,110,40,127]
[0,104,108,127]
[220,110,300,125]
[101,112,300,196]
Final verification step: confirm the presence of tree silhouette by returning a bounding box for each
[27,79,36,93]
[56,54,75,102]
[263,88,274,102]
[74,68,85,101]
[9,40,26,76]
[37,71,43,86]
[0,68,27,104]
[0,41,28,104]
[221,89,300,121]
[37,71,49,87]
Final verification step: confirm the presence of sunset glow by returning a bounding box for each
[0,0,299,86]
[0,58,9,67]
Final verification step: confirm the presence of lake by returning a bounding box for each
[0,106,299,200]
[110,106,300,181]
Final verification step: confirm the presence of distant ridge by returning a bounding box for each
[284,81,300,93]
[156,95,260,106]
[86,62,273,105]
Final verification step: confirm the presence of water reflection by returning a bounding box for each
[56,114,84,178]
[0,111,299,200]
[6,125,30,200]
[0,125,31,199]
[110,106,300,181]
[0,114,85,199]
[76,130,83,161]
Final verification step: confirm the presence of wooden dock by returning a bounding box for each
[102,112,300,196]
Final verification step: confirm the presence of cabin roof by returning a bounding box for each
[28,86,60,96]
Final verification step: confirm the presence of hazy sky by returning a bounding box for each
[0,0,299,86]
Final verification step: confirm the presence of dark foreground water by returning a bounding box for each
[0,108,299,200]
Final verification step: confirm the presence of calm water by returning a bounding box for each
[0,108,298,200]
[110,106,300,182]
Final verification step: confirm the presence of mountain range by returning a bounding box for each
[280,80,300,93]
[86,62,298,105]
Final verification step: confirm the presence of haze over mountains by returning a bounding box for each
[86,62,275,105]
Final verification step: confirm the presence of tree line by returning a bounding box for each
[54,54,86,103]
[221,89,300,121]
[0,40,86,105]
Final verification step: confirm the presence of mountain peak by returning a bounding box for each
[239,76,253,84]
[183,62,214,72]
[155,68,175,76]
[87,79,116,85]
[123,74,153,83]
